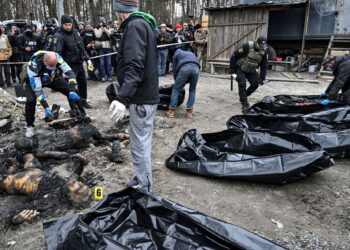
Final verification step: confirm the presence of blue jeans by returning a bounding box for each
[98,48,112,78]
[157,49,168,75]
[170,64,199,109]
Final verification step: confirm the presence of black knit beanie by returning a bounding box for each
[61,15,73,24]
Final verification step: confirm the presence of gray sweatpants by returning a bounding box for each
[129,104,157,192]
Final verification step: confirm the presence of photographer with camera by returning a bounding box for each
[94,17,113,82]
[41,21,57,51]
[174,23,187,51]
[110,20,121,76]
[157,24,172,76]
[182,22,194,51]
[82,23,98,81]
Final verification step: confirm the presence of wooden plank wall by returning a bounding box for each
[207,8,269,62]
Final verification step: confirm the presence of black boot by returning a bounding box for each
[109,140,124,163]
[82,99,92,109]
[241,102,250,114]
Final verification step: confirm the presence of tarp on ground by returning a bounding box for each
[106,83,185,110]
[166,129,333,183]
[43,188,285,250]
[247,95,345,116]
[227,114,350,158]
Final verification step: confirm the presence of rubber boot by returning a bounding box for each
[109,140,124,163]
[241,102,250,114]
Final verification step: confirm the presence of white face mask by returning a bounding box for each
[44,62,56,71]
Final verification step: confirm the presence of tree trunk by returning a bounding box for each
[76,0,82,20]
[15,0,22,19]
[56,0,65,23]
[88,0,101,26]
[181,0,185,22]
[47,0,56,19]
[186,0,190,19]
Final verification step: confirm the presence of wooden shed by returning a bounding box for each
[205,1,307,73]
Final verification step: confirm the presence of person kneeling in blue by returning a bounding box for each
[166,49,200,118]
[23,50,87,137]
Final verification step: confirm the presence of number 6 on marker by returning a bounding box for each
[94,186,104,200]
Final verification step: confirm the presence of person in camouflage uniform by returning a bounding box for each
[193,24,208,71]
[230,36,268,113]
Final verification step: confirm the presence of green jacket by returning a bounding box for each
[193,30,208,51]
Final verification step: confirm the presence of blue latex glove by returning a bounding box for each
[69,92,81,102]
[320,92,327,98]
[45,108,53,118]
[321,99,330,106]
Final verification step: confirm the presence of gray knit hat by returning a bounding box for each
[113,0,139,13]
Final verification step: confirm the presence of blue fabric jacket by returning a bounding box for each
[172,49,200,79]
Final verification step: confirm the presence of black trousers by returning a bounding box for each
[70,63,88,99]
[25,77,84,127]
[112,53,118,76]
[0,61,11,86]
[10,54,22,82]
[340,80,350,105]
[236,67,259,103]
[86,50,98,80]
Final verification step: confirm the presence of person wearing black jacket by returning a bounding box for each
[8,25,22,84]
[321,55,350,105]
[230,36,268,113]
[41,21,56,51]
[81,23,98,80]
[54,15,93,109]
[110,0,159,193]
[157,23,173,76]
[18,24,41,62]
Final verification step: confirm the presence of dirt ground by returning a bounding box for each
[1,71,349,250]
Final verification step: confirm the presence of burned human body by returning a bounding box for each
[12,124,128,171]
[0,123,128,231]
[0,168,91,229]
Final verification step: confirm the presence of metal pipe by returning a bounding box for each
[299,0,311,72]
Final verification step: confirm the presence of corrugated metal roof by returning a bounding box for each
[236,0,306,5]
[205,0,307,10]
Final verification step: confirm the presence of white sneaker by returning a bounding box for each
[25,127,35,138]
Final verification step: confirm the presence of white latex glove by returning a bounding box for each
[87,60,92,66]
[109,100,126,123]
[231,74,237,80]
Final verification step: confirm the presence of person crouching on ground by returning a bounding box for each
[320,55,350,106]
[166,49,200,118]
[23,51,87,137]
